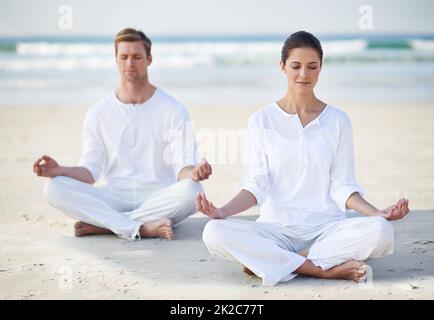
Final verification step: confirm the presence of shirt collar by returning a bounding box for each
[273,102,328,129]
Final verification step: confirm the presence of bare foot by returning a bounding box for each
[325,260,368,282]
[74,221,113,237]
[140,219,174,240]
[242,266,257,277]
[298,249,310,257]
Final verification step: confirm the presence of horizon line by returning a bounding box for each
[1,31,434,41]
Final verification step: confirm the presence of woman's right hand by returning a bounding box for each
[195,192,225,219]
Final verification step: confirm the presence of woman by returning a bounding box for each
[195,31,410,286]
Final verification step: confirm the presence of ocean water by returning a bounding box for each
[1,34,434,107]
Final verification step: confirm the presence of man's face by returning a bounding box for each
[116,41,151,83]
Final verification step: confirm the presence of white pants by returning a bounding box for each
[202,216,394,286]
[44,176,203,240]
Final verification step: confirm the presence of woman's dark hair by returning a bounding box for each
[281,31,323,66]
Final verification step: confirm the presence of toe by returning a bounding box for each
[168,231,175,240]
[352,273,363,283]
[164,233,173,240]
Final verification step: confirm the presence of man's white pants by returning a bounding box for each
[202,216,394,286]
[44,176,203,240]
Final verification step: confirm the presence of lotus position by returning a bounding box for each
[196,31,409,285]
[34,28,212,240]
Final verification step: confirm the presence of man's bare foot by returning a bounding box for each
[140,219,174,240]
[324,260,368,282]
[74,221,113,237]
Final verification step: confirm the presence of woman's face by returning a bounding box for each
[281,47,322,94]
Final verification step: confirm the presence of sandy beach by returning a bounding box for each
[1,102,434,299]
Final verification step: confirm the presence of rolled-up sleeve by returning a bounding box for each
[239,117,270,205]
[78,111,105,182]
[329,115,364,212]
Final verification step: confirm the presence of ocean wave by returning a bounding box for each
[322,39,367,54]
[0,57,115,71]
[1,53,434,72]
[10,40,368,56]
[1,38,434,72]
[16,42,114,56]
[410,39,434,51]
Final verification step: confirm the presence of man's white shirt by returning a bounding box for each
[78,88,198,189]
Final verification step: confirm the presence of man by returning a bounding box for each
[33,28,211,240]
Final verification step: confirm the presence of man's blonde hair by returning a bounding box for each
[114,28,152,56]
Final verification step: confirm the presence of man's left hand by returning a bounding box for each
[381,198,410,221]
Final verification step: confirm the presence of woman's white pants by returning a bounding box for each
[202,216,394,286]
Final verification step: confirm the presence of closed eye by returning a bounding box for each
[291,66,317,70]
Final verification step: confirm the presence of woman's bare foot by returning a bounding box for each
[140,219,174,240]
[242,266,257,277]
[296,259,368,283]
[298,249,310,257]
[74,221,113,237]
[324,260,368,282]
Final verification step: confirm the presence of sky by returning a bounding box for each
[1,0,434,36]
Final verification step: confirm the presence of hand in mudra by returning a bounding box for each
[191,158,212,182]
[195,192,225,219]
[33,155,60,177]
[381,198,409,221]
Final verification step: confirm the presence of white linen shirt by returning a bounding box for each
[78,88,198,189]
[240,103,364,227]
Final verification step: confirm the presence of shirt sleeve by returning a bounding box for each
[169,110,198,180]
[239,116,270,205]
[77,111,105,182]
[329,114,364,212]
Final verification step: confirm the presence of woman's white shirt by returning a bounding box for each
[240,103,364,227]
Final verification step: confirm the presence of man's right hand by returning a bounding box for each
[33,155,61,177]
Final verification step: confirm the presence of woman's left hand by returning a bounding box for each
[380,198,410,221]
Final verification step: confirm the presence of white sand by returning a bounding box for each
[1,103,434,299]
